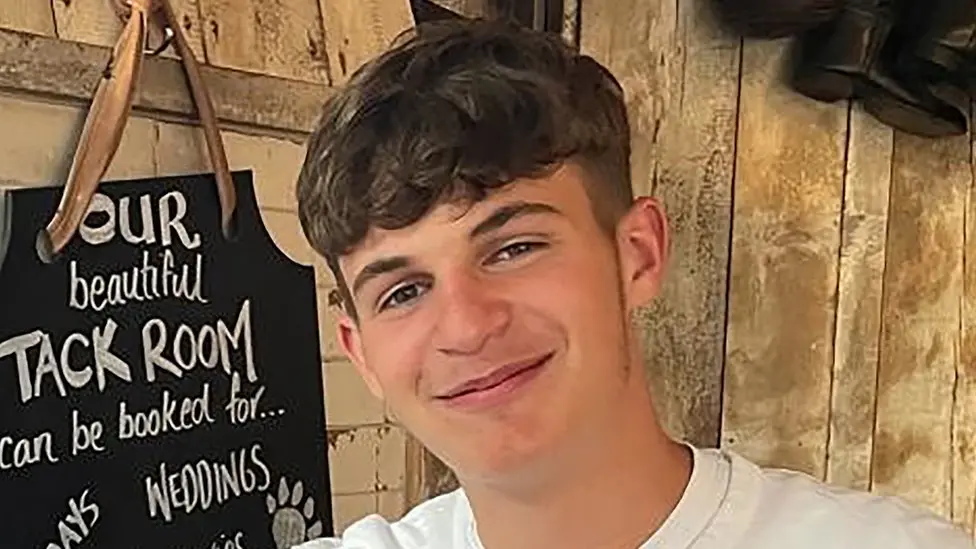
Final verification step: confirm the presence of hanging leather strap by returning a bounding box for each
[37,0,237,263]
[0,189,11,275]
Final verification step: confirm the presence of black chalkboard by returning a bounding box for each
[0,170,333,549]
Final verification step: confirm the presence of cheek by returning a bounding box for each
[360,322,430,399]
[542,248,621,315]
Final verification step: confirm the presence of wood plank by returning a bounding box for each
[318,0,415,84]
[328,425,406,494]
[0,27,331,137]
[722,36,847,477]
[255,0,331,83]
[151,119,311,211]
[0,0,56,36]
[52,0,120,47]
[580,0,740,447]
[560,0,578,47]
[164,0,209,61]
[199,0,330,83]
[0,92,155,187]
[957,127,976,533]
[954,125,976,534]
[51,0,204,58]
[332,493,378,532]
[825,106,892,491]
[404,435,460,505]
[870,132,968,517]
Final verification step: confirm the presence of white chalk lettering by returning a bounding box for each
[68,250,207,312]
[0,430,58,470]
[120,194,157,244]
[145,443,271,523]
[44,487,100,549]
[78,190,200,249]
[210,532,246,549]
[224,372,265,425]
[159,190,201,249]
[118,383,215,440]
[71,410,105,456]
[78,193,115,246]
[0,320,131,403]
[142,300,256,383]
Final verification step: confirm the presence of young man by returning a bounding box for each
[294,17,974,549]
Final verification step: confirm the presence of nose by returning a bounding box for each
[432,270,512,356]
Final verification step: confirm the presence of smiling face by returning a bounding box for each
[334,162,669,483]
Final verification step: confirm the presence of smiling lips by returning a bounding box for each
[437,353,553,410]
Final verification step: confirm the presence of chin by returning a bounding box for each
[447,426,568,486]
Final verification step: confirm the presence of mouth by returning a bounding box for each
[436,352,554,409]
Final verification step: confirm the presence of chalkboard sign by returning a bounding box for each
[0,170,333,549]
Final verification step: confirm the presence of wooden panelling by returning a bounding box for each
[958,124,976,534]
[0,0,56,36]
[723,37,846,479]
[870,133,968,515]
[51,0,206,60]
[582,0,976,533]
[0,27,331,138]
[318,0,414,84]
[825,106,892,491]
[199,0,330,83]
[580,0,740,449]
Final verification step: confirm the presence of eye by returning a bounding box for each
[377,280,430,311]
[486,240,547,264]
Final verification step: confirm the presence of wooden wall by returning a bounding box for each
[582,0,976,535]
[0,0,416,532]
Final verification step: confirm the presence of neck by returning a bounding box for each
[462,382,692,549]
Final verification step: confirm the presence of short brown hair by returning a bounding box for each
[296,18,633,316]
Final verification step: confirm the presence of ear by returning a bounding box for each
[336,314,385,400]
[615,196,669,310]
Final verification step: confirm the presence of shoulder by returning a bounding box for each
[741,457,974,549]
[296,489,471,549]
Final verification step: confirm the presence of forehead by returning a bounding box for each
[344,162,596,261]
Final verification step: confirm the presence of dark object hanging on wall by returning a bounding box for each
[410,0,565,33]
[411,0,465,22]
[896,0,976,95]
[713,0,843,38]
[789,0,968,137]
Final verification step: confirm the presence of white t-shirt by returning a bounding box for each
[298,445,975,548]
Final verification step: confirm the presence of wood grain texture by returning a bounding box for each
[0,0,56,36]
[52,0,206,61]
[560,0,578,47]
[722,36,846,478]
[580,0,740,449]
[957,125,976,533]
[871,132,968,516]
[0,27,331,138]
[318,0,414,84]
[52,0,121,47]
[825,106,892,491]
[199,0,330,83]
[163,0,209,61]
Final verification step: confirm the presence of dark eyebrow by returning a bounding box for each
[351,256,410,297]
[469,201,562,239]
[350,202,561,297]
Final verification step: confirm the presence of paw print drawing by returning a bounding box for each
[266,477,324,549]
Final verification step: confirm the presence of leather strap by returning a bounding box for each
[37,0,237,263]
[0,189,11,275]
